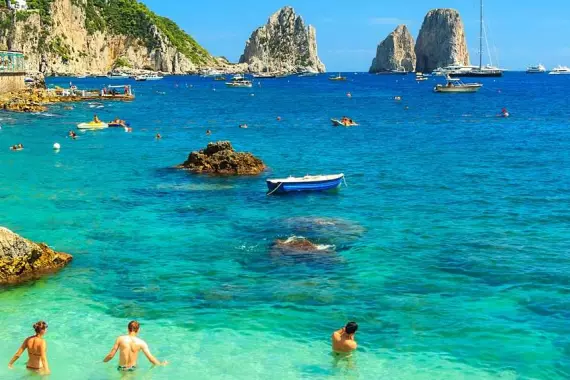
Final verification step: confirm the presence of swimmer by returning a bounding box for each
[277,116,281,121]
[103,321,167,372]
[500,108,510,118]
[239,124,248,129]
[332,322,358,356]
[347,92,352,98]
[206,129,212,136]
[155,133,161,140]
[8,321,50,374]
[394,96,402,101]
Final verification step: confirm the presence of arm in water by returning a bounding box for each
[103,338,120,362]
[8,338,28,368]
[141,341,168,366]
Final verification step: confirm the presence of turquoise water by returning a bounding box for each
[0,73,569,379]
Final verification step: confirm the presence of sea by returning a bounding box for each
[0,72,569,379]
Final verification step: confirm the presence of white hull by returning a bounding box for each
[77,122,109,130]
[434,84,482,93]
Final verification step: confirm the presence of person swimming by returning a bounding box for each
[8,321,50,374]
[206,129,212,135]
[103,321,168,371]
[332,322,358,356]
[69,130,77,139]
[155,133,161,139]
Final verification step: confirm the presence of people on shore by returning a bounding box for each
[8,321,50,374]
[332,322,358,356]
[103,321,168,372]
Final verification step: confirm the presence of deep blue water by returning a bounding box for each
[0,72,569,379]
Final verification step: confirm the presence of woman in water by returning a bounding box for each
[8,321,51,374]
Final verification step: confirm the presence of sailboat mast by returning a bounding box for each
[479,0,483,69]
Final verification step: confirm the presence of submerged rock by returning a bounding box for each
[272,236,334,255]
[177,141,265,175]
[239,6,326,74]
[415,8,470,72]
[0,227,72,285]
[283,217,365,241]
[369,25,416,73]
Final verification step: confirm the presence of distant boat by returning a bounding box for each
[548,65,570,75]
[213,75,226,81]
[415,72,429,81]
[329,73,346,81]
[252,72,277,78]
[135,73,163,81]
[225,74,252,88]
[391,68,409,75]
[266,174,345,194]
[298,70,319,77]
[434,76,482,93]
[107,72,129,79]
[526,64,546,74]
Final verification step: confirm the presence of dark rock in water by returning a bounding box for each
[0,227,72,285]
[272,236,334,255]
[177,141,265,176]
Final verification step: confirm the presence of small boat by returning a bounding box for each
[329,73,346,81]
[225,74,252,88]
[77,121,109,130]
[331,118,358,127]
[526,64,546,74]
[213,75,226,81]
[266,174,345,194]
[434,76,482,93]
[24,77,34,83]
[548,65,570,75]
[298,70,319,77]
[252,72,277,78]
[390,68,409,75]
[107,72,129,79]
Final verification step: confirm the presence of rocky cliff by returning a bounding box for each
[0,0,217,75]
[369,25,415,73]
[239,6,325,74]
[0,227,72,285]
[414,8,470,72]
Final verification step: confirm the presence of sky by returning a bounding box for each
[143,0,570,71]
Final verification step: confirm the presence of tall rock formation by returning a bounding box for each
[369,25,415,73]
[239,6,325,74]
[0,0,217,75]
[414,9,470,72]
[0,227,72,285]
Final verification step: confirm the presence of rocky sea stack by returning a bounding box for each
[178,141,265,176]
[369,25,416,73]
[0,0,217,75]
[239,6,325,74]
[0,227,72,285]
[415,8,470,72]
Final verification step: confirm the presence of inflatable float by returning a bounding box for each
[77,121,109,130]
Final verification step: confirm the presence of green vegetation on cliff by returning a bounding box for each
[27,0,212,65]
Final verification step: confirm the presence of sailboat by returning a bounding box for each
[450,0,503,78]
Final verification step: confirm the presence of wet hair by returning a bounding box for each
[128,321,140,332]
[345,321,358,335]
[33,321,48,334]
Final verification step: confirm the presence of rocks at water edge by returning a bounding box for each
[369,25,416,73]
[272,236,333,255]
[0,227,72,285]
[239,6,326,74]
[177,141,266,175]
[414,8,470,72]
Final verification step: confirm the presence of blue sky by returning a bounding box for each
[143,0,570,71]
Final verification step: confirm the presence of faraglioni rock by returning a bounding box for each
[0,227,72,285]
[0,0,217,75]
[178,141,266,175]
[369,25,416,73]
[415,8,470,73]
[239,6,325,74]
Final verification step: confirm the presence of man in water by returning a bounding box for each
[332,322,358,355]
[103,321,168,371]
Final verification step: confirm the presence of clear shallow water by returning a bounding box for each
[0,73,569,379]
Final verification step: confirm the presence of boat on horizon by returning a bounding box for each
[526,64,546,74]
[329,73,346,81]
[416,72,429,81]
[548,65,570,75]
[225,74,253,88]
[434,76,482,93]
[252,72,277,78]
[266,174,345,194]
[134,73,163,81]
[107,72,129,79]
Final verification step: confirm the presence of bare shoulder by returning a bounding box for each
[348,340,358,350]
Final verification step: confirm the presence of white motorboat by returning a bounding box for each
[548,65,570,75]
[526,64,546,74]
[225,74,253,88]
[135,73,163,81]
[434,76,482,93]
[107,72,129,79]
[415,72,429,81]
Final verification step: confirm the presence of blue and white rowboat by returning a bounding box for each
[266,174,344,194]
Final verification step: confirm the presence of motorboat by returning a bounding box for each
[415,72,429,81]
[526,64,546,74]
[390,67,409,75]
[252,72,277,78]
[77,121,109,130]
[329,73,346,81]
[449,64,503,78]
[225,74,253,88]
[434,76,482,93]
[135,73,163,81]
[201,68,223,77]
[213,75,226,81]
[298,70,319,77]
[331,118,358,127]
[107,72,129,79]
[548,65,570,75]
[266,174,345,194]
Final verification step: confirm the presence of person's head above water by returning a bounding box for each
[344,321,358,335]
[33,321,48,335]
[128,320,140,334]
